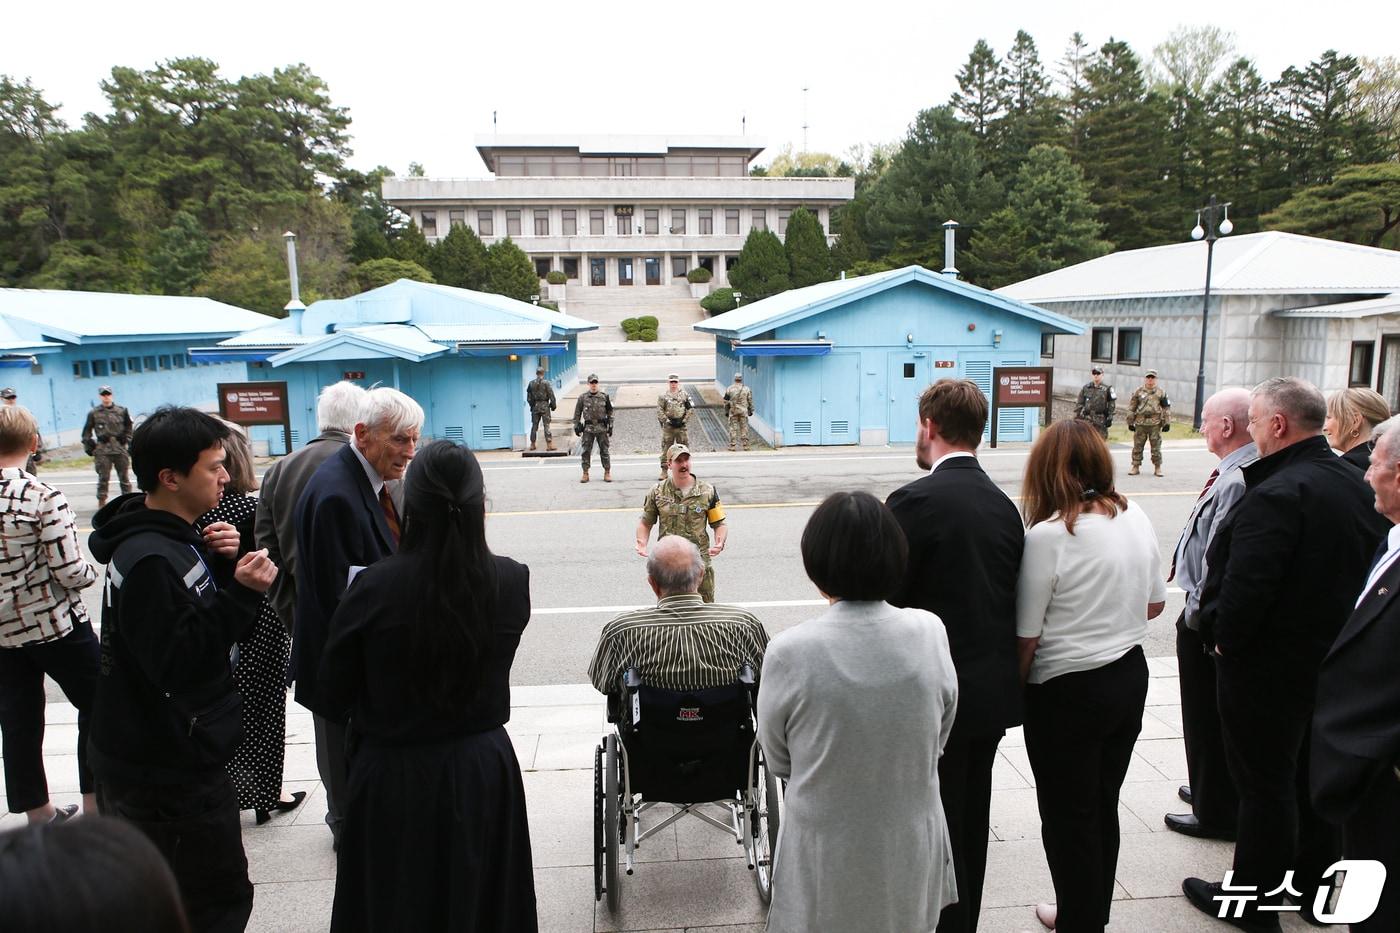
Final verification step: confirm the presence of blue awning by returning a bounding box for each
[456,341,569,357]
[0,355,38,369]
[731,339,832,357]
[189,347,287,363]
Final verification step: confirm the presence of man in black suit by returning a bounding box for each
[1185,377,1388,930]
[887,378,1024,933]
[293,387,423,847]
[1311,415,1400,932]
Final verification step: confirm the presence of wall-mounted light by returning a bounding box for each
[508,354,519,361]
[906,333,914,344]
[817,330,826,340]
[992,329,1003,346]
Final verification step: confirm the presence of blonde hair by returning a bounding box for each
[0,405,38,458]
[1327,387,1391,440]
[218,420,258,496]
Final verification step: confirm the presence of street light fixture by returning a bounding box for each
[1190,195,1232,431]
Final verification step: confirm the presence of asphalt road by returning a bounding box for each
[53,439,1213,688]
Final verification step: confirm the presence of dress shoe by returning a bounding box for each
[1034,902,1057,929]
[49,803,79,824]
[255,791,307,826]
[1164,812,1235,840]
[1179,785,1192,805]
[1182,878,1280,931]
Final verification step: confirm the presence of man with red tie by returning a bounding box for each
[293,387,422,849]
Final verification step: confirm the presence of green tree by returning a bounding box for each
[1211,58,1275,229]
[1356,57,1400,159]
[390,220,433,268]
[1261,162,1400,247]
[484,237,537,302]
[729,228,790,300]
[784,207,834,287]
[1056,32,1094,152]
[951,39,1008,139]
[830,207,869,272]
[350,210,390,263]
[148,210,210,294]
[1271,51,1381,191]
[428,222,489,290]
[989,30,1064,176]
[197,236,288,311]
[965,144,1112,288]
[354,257,433,292]
[1147,25,1237,98]
[761,145,851,177]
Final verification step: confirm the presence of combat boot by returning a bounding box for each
[529,440,537,451]
[546,440,557,451]
[1154,465,1163,477]
[1128,465,1140,476]
[96,496,107,509]
[580,471,589,484]
[604,470,612,482]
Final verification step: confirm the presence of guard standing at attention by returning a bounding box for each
[80,386,133,507]
[722,373,754,451]
[1128,370,1171,476]
[526,367,557,451]
[1074,367,1116,440]
[657,374,691,479]
[573,374,613,483]
[635,444,727,602]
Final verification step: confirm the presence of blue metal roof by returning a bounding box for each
[0,288,274,344]
[269,325,448,366]
[694,265,1085,340]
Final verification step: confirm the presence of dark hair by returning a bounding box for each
[918,379,988,449]
[130,406,229,492]
[399,440,498,710]
[801,491,908,601]
[0,816,189,933]
[1021,419,1127,534]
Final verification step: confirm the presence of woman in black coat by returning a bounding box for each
[1324,387,1390,472]
[320,440,537,933]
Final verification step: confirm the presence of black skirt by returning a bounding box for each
[329,725,537,933]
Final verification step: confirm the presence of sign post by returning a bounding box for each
[990,366,1053,449]
[218,382,292,456]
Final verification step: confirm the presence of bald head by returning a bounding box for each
[646,536,704,597]
[1201,387,1253,459]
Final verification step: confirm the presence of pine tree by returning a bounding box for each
[1261,162,1400,247]
[951,40,1008,139]
[428,222,488,290]
[784,207,834,288]
[148,210,210,295]
[1211,58,1273,229]
[989,29,1063,176]
[1057,32,1093,152]
[830,207,869,273]
[484,237,537,302]
[354,257,433,292]
[729,228,790,300]
[390,220,433,268]
[350,210,390,264]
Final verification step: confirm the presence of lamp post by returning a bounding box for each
[1190,195,1233,430]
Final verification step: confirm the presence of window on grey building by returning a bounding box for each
[672,256,687,277]
[1351,341,1376,386]
[1116,328,1142,365]
[1091,328,1113,363]
[671,208,686,234]
[752,208,767,231]
[448,209,465,228]
[498,156,525,176]
[644,209,659,235]
[1041,334,1055,359]
[777,208,792,235]
[692,156,718,176]
[563,257,579,279]
[698,209,713,235]
[562,209,577,236]
[420,210,437,237]
[535,258,552,277]
[92,359,108,377]
[478,211,494,236]
[534,209,550,236]
[589,209,604,235]
[506,209,521,236]
[725,208,740,235]
[637,158,664,177]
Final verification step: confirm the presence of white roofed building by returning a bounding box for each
[998,232,1400,416]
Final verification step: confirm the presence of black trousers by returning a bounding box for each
[98,774,253,933]
[1175,616,1238,830]
[936,730,1002,933]
[1342,771,1400,932]
[0,620,100,812]
[314,713,349,842]
[1024,647,1147,933]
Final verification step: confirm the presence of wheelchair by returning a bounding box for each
[593,663,781,913]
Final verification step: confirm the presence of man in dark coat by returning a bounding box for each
[1185,377,1388,929]
[254,381,365,632]
[1311,415,1400,932]
[886,378,1024,933]
[293,387,422,847]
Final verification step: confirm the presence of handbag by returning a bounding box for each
[167,689,245,768]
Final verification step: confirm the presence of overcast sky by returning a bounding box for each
[9,0,1398,178]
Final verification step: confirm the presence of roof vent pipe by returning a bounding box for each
[283,231,306,331]
[942,220,959,279]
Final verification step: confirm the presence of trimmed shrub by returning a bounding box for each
[638,315,659,330]
[545,270,567,285]
[538,301,560,311]
[700,287,737,314]
[638,327,658,342]
[687,266,712,283]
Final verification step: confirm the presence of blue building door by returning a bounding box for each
[886,352,930,444]
[429,359,513,449]
[780,353,860,445]
[960,354,1032,442]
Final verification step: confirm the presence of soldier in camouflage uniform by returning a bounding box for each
[1,388,42,474]
[526,367,557,450]
[81,386,133,506]
[1127,370,1171,476]
[722,373,754,451]
[656,373,692,479]
[1074,366,1116,440]
[572,373,613,483]
[635,444,727,602]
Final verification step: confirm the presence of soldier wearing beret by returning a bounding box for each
[656,374,692,479]
[635,444,727,602]
[1128,370,1171,476]
[1074,367,1116,440]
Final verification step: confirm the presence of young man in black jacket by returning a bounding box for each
[88,407,277,933]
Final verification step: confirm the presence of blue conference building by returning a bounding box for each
[201,279,598,453]
[0,289,274,446]
[694,265,1085,446]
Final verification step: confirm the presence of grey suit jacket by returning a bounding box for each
[256,430,351,629]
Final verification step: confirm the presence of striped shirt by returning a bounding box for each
[0,467,97,647]
[588,594,770,694]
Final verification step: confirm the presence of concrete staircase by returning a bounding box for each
[568,284,710,352]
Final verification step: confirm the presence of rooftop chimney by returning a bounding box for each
[941,220,959,279]
[283,231,306,331]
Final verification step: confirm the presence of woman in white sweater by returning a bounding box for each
[1016,419,1167,933]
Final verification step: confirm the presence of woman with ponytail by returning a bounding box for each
[320,440,537,932]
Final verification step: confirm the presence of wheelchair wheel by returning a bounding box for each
[752,749,781,904]
[593,744,604,903]
[604,733,622,913]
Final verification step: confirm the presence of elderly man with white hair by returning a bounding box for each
[293,386,424,849]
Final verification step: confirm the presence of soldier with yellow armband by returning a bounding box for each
[635,444,728,602]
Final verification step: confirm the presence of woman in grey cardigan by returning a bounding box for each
[757,491,959,933]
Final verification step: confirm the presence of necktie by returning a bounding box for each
[379,486,401,545]
[1169,469,1222,581]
